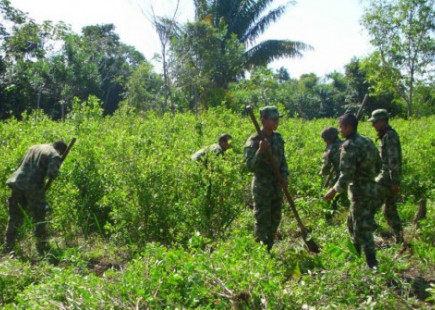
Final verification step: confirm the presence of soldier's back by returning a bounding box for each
[7,144,58,191]
[344,133,381,184]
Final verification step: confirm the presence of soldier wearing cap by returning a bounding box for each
[191,133,232,162]
[369,109,404,243]
[320,127,342,184]
[319,126,344,219]
[324,114,381,268]
[244,106,289,251]
[2,141,67,255]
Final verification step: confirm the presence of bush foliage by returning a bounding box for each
[0,100,434,308]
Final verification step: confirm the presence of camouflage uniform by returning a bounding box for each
[191,143,225,162]
[321,137,345,219]
[333,132,381,262]
[320,137,342,185]
[373,120,403,238]
[3,144,62,254]
[244,108,288,250]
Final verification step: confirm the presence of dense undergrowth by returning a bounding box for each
[0,98,434,309]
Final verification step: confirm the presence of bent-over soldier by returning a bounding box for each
[369,109,404,243]
[3,141,67,255]
[319,127,344,219]
[244,106,288,251]
[324,114,381,268]
[191,133,232,162]
[319,127,342,184]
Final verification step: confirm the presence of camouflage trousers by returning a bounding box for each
[375,184,403,234]
[252,182,282,250]
[347,184,380,258]
[3,187,48,254]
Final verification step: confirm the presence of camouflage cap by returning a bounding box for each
[368,109,389,122]
[259,106,282,119]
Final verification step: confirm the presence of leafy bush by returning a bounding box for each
[0,103,433,309]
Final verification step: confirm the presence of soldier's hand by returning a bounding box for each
[324,188,337,201]
[258,139,269,153]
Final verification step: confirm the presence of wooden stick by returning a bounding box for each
[356,93,368,119]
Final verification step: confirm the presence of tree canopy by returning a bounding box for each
[361,0,435,116]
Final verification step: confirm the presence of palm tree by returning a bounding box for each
[194,0,312,71]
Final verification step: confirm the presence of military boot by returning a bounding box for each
[365,252,378,269]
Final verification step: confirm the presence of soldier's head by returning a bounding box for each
[368,109,389,131]
[260,106,281,132]
[53,141,67,155]
[338,114,358,138]
[218,133,232,151]
[321,127,339,145]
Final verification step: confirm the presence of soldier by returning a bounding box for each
[2,141,67,255]
[324,114,381,268]
[369,109,404,243]
[244,106,288,251]
[319,127,343,220]
[191,133,232,162]
[319,127,342,182]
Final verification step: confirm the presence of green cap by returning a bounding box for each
[368,109,389,122]
[260,106,282,119]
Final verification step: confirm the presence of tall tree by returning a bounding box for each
[362,0,435,116]
[171,21,245,112]
[147,0,180,113]
[194,0,311,87]
[67,24,145,115]
[1,0,72,118]
[122,62,163,112]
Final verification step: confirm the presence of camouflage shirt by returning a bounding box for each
[376,126,402,186]
[191,143,225,161]
[244,132,289,186]
[320,137,342,177]
[6,144,62,191]
[333,132,381,194]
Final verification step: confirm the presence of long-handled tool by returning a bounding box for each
[45,138,77,192]
[246,106,320,253]
[323,168,334,189]
[356,93,368,119]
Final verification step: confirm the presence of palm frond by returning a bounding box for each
[241,5,287,44]
[244,39,313,68]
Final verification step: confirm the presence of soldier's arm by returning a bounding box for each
[385,133,402,185]
[191,149,206,161]
[244,139,266,172]
[333,143,356,193]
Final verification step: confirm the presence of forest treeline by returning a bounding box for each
[0,0,434,120]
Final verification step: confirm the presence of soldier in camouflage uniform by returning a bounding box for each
[244,106,289,251]
[2,141,67,255]
[369,109,404,243]
[191,133,232,162]
[319,127,342,183]
[319,127,343,219]
[325,114,381,268]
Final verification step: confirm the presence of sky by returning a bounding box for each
[7,0,374,79]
